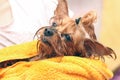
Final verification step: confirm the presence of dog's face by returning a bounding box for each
[36,20,86,59]
[36,0,116,60]
[51,17,86,57]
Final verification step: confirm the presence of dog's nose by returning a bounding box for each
[44,28,54,36]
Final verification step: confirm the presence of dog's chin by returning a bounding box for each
[41,36,52,46]
[41,36,48,43]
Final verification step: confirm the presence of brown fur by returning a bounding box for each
[81,11,97,40]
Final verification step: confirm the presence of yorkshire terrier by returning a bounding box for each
[0,0,116,68]
[35,0,116,59]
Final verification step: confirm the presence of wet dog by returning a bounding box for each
[0,0,116,68]
[35,0,116,59]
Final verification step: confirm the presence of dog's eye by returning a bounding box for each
[52,22,57,27]
[61,34,71,41]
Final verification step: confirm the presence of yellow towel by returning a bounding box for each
[0,41,113,80]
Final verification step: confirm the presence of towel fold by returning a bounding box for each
[0,41,113,80]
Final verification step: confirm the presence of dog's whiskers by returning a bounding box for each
[33,27,46,39]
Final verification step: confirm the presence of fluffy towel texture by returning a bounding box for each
[0,41,113,80]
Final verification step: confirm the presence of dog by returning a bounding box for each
[35,0,116,59]
[0,0,116,68]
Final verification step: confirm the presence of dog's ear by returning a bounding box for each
[80,11,97,40]
[50,0,69,26]
[81,11,97,26]
[83,38,116,59]
[54,0,68,16]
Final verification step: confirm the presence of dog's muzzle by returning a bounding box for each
[41,28,55,44]
[44,28,54,36]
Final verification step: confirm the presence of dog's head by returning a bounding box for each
[35,0,86,58]
[49,0,97,40]
[35,0,116,60]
